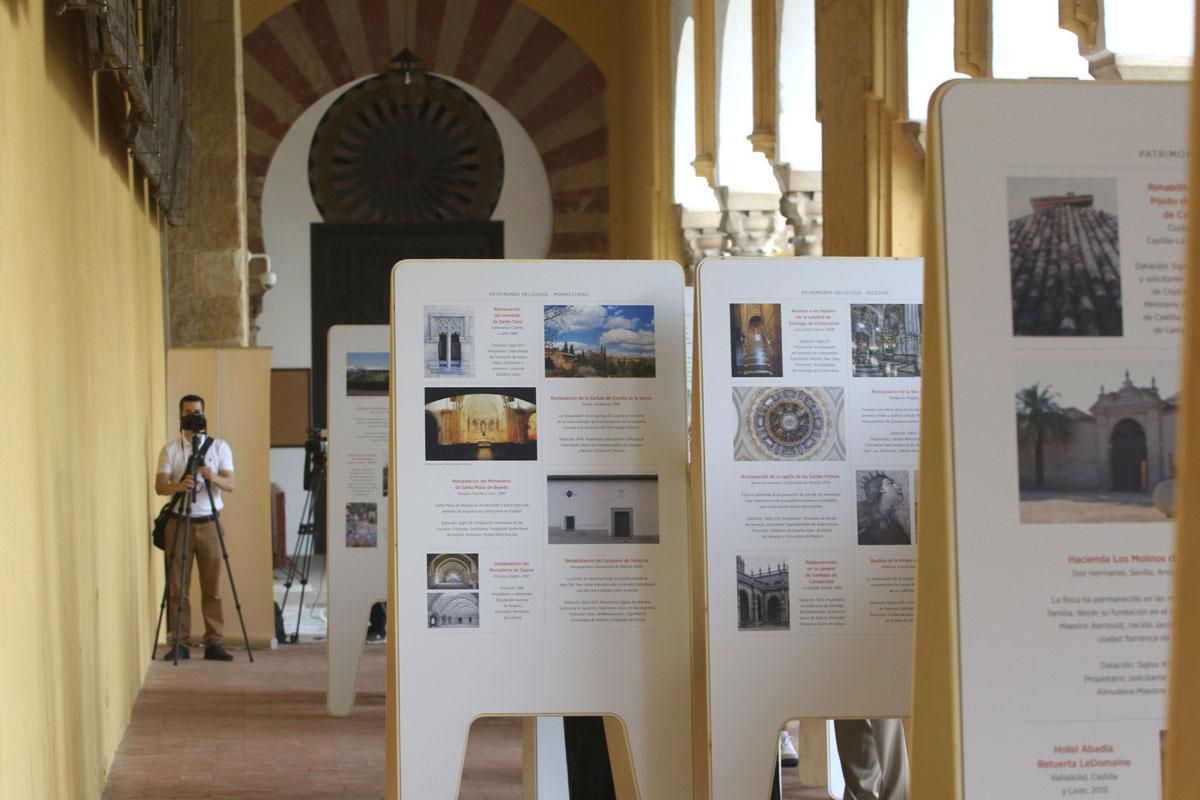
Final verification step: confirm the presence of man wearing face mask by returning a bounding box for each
[155,394,237,661]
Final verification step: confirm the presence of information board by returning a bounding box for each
[695,257,922,799]
[924,80,1187,800]
[390,260,692,798]
[327,325,390,716]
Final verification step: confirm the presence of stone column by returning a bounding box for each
[815,0,922,258]
[718,190,793,258]
[167,0,250,346]
[678,207,728,284]
[775,166,824,256]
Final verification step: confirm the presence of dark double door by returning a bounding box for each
[310,221,504,428]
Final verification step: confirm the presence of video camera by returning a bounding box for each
[303,427,327,491]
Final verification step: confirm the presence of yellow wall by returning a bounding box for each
[0,4,166,798]
[241,0,676,261]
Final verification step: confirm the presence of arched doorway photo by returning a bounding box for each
[767,596,782,626]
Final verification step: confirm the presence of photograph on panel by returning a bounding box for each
[1014,360,1178,523]
[729,303,783,378]
[427,592,479,629]
[737,554,790,631]
[543,304,656,378]
[1007,176,1122,336]
[855,470,913,546]
[423,306,476,378]
[732,386,846,461]
[424,387,537,461]
[850,304,922,377]
[426,554,480,590]
[345,502,378,548]
[346,351,389,397]
[546,474,660,544]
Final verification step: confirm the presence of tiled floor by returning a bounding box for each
[101,642,829,799]
[102,644,393,800]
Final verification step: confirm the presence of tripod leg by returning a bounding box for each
[291,523,313,644]
[209,512,255,663]
[279,483,317,611]
[199,480,253,662]
[291,466,323,644]
[152,495,184,662]
[153,542,175,662]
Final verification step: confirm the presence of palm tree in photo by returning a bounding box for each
[1016,383,1075,490]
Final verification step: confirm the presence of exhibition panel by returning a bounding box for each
[696,257,923,800]
[389,260,692,798]
[1163,50,1200,800]
[327,326,391,716]
[914,81,1188,800]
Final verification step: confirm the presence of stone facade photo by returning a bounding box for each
[1015,367,1177,524]
[424,306,476,378]
[547,475,660,544]
[737,555,790,631]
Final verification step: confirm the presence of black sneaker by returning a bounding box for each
[161,643,190,660]
[203,643,234,661]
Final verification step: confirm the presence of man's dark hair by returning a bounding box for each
[179,394,206,414]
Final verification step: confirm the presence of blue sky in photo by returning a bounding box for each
[347,351,389,370]
[544,305,656,357]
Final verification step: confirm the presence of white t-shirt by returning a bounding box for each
[156,435,234,516]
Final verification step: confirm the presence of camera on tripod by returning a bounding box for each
[303,427,326,490]
[180,412,208,434]
[279,426,328,643]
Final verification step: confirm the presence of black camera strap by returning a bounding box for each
[185,435,217,503]
[190,434,216,468]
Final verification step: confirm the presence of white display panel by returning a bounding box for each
[697,257,922,799]
[391,260,692,798]
[938,81,1186,799]
[327,325,390,716]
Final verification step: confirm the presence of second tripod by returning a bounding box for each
[278,428,325,644]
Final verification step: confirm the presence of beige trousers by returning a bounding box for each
[165,518,225,645]
[834,718,909,800]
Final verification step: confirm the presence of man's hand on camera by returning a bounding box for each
[197,466,214,481]
[178,474,195,492]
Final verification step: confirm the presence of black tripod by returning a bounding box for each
[152,437,254,665]
[278,428,325,644]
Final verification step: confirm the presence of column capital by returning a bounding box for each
[677,206,728,282]
[714,187,792,259]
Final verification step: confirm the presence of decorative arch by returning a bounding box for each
[427,592,480,627]
[428,554,480,589]
[243,0,609,258]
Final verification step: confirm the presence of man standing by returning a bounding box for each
[156,394,236,661]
